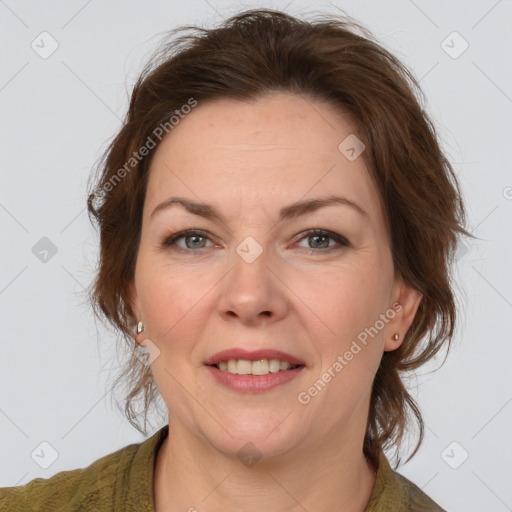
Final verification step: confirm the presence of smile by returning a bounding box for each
[212,358,302,375]
[205,363,305,392]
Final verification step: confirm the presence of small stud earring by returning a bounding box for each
[392,333,399,341]
[137,321,145,334]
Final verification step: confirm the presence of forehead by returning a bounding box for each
[145,92,385,232]
[153,92,355,159]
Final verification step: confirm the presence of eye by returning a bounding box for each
[295,229,349,255]
[161,230,215,253]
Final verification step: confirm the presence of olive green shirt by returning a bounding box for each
[0,425,446,511]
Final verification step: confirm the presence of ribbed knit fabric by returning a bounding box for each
[0,425,446,511]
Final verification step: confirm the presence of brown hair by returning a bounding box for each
[86,8,473,470]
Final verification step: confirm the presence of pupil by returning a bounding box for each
[188,236,204,248]
[311,235,327,248]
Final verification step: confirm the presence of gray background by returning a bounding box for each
[1,1,511,510]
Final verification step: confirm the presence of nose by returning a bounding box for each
[217,244,289,326]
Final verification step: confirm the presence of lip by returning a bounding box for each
[205,364,306,392]
[203,348,307,367]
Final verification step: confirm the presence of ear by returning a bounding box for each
[384,278,423,352]
[127,279,144,346]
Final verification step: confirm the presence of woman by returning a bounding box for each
[0,8,471,511]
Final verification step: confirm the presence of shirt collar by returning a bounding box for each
[124,425,407,512]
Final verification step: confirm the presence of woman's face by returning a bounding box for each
[130,92,421,460]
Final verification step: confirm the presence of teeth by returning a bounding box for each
[215,359,300,375]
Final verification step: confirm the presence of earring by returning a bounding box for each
[137,321,145,334]
[392,333,399,341]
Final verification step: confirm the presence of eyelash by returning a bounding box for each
[161,229,349,256]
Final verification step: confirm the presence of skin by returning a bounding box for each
[129,92,423,512]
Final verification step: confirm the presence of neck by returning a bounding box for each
[153,421,377,512]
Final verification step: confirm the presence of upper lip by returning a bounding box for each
[204,348,306,367]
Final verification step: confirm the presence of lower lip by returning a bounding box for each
[205,365,306,392]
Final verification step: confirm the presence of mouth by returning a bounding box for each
[204,360,306,392]
[203,348,307,377]
[206,359,305,375]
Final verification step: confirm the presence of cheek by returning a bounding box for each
[306,270,386,411]
[136,251,218,341]
[306,262,388,367]
[311,261,384,326]
[138,270,213,406]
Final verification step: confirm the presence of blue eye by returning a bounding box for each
[297,229,349,254]
[161,229,349,255]
[162,230,213,253]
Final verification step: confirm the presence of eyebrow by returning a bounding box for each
[150,194,368,223]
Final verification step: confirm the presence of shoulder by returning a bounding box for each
[367,451,447,512]
[393,471,447,511]
[0,443,135,511]
[0,426,167,512]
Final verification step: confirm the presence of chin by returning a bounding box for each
[202,415,305,463]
